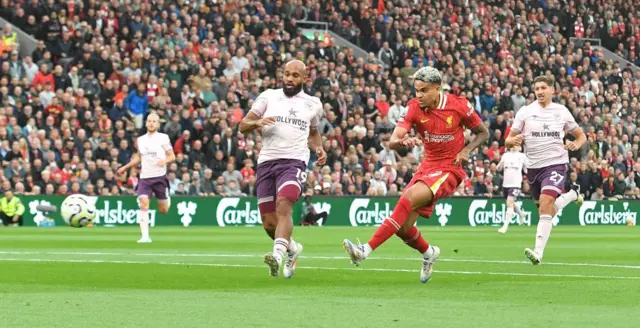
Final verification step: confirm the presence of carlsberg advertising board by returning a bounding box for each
[18,195,639,227]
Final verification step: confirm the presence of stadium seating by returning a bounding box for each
[0,0,639,201]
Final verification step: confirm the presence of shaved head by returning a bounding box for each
[283,60,306,97]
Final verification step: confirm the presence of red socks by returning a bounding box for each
[368,197,412,250]
[397,226,430,253]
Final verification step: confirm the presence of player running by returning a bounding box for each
[117,113,175,243]
[497,146,527,234]
[342,67,489,283]
[506,76,585,265]
[239,60,326,278]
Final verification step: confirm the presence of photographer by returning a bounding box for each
[0,190,25,227]
[300,194,328,226]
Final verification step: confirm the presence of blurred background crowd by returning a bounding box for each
[0,0,639,201]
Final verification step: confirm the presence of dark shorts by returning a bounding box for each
[136,176,170,200]
[256,159,307,207]
[503,187,521,199]
[526,164,567,200]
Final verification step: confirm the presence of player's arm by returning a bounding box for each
[564,110,586,151]
[463,124,489,153]
[308,103,327,165]
[389,107,421,150]
[162,135,176,165]
[239,93,274,133]
[118,153,140,174]
[496,156,504,172]
[460,103,489,153]
[505,110,525,147]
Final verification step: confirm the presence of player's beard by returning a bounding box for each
[283,83,302,97]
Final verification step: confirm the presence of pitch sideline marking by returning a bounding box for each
[0,250,639,270]
[0,257,638,281]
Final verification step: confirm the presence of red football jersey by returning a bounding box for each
[397,93,482,166]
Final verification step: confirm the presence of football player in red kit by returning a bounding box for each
[342,67,489,283]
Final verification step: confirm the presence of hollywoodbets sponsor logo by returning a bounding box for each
[531,131,561,139]
[275,116,308,130]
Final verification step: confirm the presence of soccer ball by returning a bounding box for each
[60,194,97,228]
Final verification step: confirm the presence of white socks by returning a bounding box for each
[273,238,288,262]
[422,245,435,259]
[534,215,553,258]
[287,238,298,254]
[363,243,373,258]
[139,209,150,239]
[555,190,577,212]
[502,206,515,229]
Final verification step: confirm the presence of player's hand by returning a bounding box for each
[315,148,327,166]
[116,166,127,175]
[510,134,524,146]
[12,215,19,222]
[454,148,470,166]
[256,117,276,127]
[565,140,580,151]
[157,159,166,166]
[400,136,422,148]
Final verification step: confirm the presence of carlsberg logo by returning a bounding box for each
[468,200,532,226]
[216,198,261,227]
[349,198,392,226]
[579,201,637,226]
[93,200,157,227]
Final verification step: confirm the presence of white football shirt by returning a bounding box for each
[499,150,527,188]
[250,89,324,165]
[137,132,172,179]
[511,101,579,169]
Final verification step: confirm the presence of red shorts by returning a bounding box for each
[404,164,464,218]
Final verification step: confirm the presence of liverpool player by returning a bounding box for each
[239,60,326,278]
[342,67,489,283]
[506,75,585,265]
[497,146,527,234]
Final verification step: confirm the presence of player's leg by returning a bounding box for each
[525,165,567,264]
[256,163,282,276]
[260,160,305,278]
[513,200,525,225]
[343,179,435,266]
[156,182,171,214]
[137,196,152,243]
[135,179,153,243]
[499,189,519,234]
[553,183,584,215]
[273,177,304,279]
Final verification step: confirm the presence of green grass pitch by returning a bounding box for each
[0,226,639,327]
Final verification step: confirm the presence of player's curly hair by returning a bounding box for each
[412,67,442,85]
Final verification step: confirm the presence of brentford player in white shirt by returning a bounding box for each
[506,76,585,264]
[496,146,527,234]
[239,60,326,278]
[117,113,175,243]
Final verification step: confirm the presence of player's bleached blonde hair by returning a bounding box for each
[412,67,442,85]
[285,59,307,71]
[147,112,160,121]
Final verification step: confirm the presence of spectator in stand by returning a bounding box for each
[0,0,638,200]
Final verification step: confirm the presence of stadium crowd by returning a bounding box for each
[0,0,639,202]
